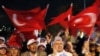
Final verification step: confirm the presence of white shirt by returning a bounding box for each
[48,50,72,56]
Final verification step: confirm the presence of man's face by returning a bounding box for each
[27,42,38,53]
[53,40,64,52]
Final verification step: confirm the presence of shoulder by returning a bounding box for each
[21,51,29,56]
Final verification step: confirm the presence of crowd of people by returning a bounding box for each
[0,29,100,56]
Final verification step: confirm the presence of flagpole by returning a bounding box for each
[68,3,73,22]
[84,0,86,9]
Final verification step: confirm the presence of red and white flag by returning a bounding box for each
[3,5,49,32]
[70,2,98,36]
[48,3,72,29]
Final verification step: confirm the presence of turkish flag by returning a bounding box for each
[70,2,98,36]
[3,5,49,32]
[48,4,72,29]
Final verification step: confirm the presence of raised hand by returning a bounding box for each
[65,28,69,37]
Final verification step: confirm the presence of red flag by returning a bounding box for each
[96,0,100,7]
[96,0,100,31]
[48,3,72,28]
[7,30,37,46]
[3,5,49,32]
[96,15,100,31]
[7,32,23,49]
[70,2,98,36]
[7,29,38,45]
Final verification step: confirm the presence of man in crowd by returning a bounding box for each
[21,39,47,56]
[48,36,72,56]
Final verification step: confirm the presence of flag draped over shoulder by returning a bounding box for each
[3,5,49,32]
[70,2,98,36]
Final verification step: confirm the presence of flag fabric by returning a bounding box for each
[96,0,100,31]
[7,32,23,49]
[96,0,100,7]
[70,2,98,36]
[3,5,49,32]
[47,2,98,37]
[3,5,49,40]
[48,3,72,29]
[96,15,100,31]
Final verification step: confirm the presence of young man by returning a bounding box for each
[21,39,47,56]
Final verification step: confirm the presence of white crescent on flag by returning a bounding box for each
[68,14,71,21]
[74,18,83,23]
[73,13,96,27]
[84,13,96,27]
[13,14,26,26]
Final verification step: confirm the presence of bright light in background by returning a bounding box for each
[0,29,2,32]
